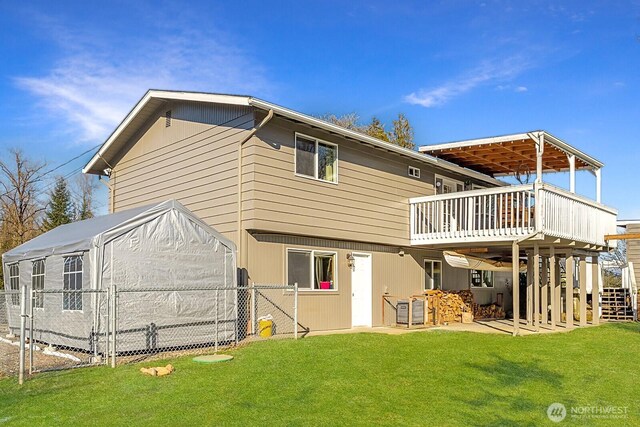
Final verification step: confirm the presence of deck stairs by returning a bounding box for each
[601,288,634,321]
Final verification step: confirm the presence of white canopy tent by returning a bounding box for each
[3,200,237,353]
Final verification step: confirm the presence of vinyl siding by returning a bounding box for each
[248,233,431,330]
[244,117,437,247]
[112,102,254,242]
[247,233,492,331]
[628,224,640,286]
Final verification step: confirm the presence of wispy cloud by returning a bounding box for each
[404,57,531,108]
[15,18,271,143]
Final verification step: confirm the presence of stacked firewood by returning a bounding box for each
[424,289,505,322]
[426,290,471,323]
[473,303,505,320]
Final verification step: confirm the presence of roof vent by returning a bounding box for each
[165,110,172,127]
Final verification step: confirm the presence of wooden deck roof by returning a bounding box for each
[418,131,603,177]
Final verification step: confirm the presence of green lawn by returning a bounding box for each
[1,323,639,426]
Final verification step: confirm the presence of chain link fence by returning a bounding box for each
[4,285,300,382]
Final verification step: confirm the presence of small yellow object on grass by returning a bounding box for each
[140,364,175,377]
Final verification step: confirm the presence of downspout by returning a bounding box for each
[98,176,114,214]
[97,153,115,213]
[237,109,274,273]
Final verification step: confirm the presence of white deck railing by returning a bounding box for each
[410,183,617,246]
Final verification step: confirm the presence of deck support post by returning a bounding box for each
[541,255,548,326]
[533,244,540,332]
[591,256,600,325]
[595,168,602,203]
[512,241,520,336]
[579,256,588,327]
[569,154,576,193]
[566,254,575,329]
[535,132,544,183]
[526,252,533,326]
[555,256,562,322]
[549,247,557,329]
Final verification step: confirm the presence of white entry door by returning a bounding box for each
[351,253,372,327]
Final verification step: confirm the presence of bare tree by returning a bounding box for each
[0,149,47,283]
[317,112,368,133]
[71,174,98,220]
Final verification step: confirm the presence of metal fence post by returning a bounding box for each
[111,285,117,368]
[215,287,219,354]
[251,285,256,336]
[294,283,298,340]
[18,284,28,385]
[29,289,34,374]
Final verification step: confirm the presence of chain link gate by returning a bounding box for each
[10,284,301,382]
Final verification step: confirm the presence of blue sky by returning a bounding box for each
[0,1,639,217]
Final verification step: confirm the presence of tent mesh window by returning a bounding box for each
[63,256,83,311]
[32,260,45,308]
[8,264,19,306]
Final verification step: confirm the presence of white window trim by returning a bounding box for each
[435,174,464,194]
[7,263,19,307]
[62,255,84,312]
[423,258,443,290]
[294,132,339,185]
[285,247,339,292]
[31,259,45,310]
[408,166,421,179]
[470,269,495,289]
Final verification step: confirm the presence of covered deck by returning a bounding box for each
[412,131,616,335]
[411,131,617,248]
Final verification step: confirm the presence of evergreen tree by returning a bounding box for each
[42,176,72,231]
[390,113,415,149]
[366,117,390,142]
[319,112,415,149]
[76,196,94,220]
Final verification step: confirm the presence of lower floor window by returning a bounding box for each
[424,259,442,290]
[287,249,337,290]
[471,270,494,288]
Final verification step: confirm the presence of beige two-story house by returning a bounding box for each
[83,90,618,334]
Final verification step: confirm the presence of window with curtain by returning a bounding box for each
[287,249,337,290]
[295,134,338,183]
[63,256,83,311]
[470,269,494,288]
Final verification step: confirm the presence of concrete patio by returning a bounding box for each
[307,319,602,337]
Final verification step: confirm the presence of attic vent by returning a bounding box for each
[165,110,172,127]
[408,166,421,179]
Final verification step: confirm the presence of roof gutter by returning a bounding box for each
[247,98,503,187]
[237,109,274,273]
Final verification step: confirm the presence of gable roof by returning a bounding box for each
[82,90,504,186]
[2,199,236,264]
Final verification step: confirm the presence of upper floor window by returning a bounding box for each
[8,264,19,306]
[63,256,83,311]
[408,166,421,179]
[32,259,45,309]
[295,134,338,183]
[435,175,464,194]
